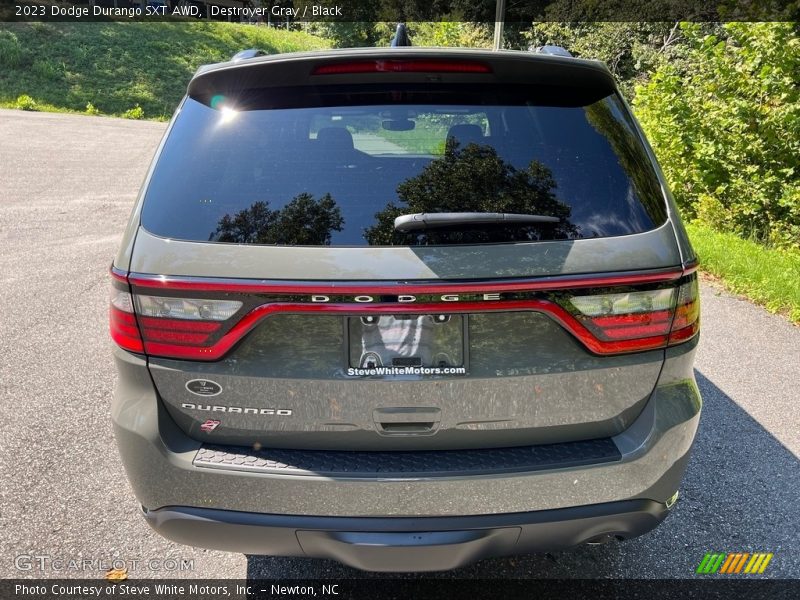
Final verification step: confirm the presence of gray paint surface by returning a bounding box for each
[129,223,681,280]
[151,312,664,450]
[112,347,699,517]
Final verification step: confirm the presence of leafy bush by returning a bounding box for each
[394,22,492,48]
[85,102,100,115]
[634,23,800,250]
[14,94,37,110]
[121,104,144,120]
[309,21,492,49]
[524,22,704,99]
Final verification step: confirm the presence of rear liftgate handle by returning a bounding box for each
[373,407,441,436]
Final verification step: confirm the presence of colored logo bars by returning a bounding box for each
[697,552,774,574]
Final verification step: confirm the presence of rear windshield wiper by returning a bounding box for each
[394,212,561,233]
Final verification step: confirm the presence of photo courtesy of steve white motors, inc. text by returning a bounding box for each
[14,583,340,597]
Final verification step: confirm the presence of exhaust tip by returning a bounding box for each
[585,533,618,546]
[666,490,680,510]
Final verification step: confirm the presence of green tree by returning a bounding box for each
[213,193,343,245]
[523,22,720,98]
[365,140,576,245]
[634,22,800,249]
[308,20,492,49]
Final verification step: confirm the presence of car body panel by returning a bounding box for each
[127,221,681,280]
[149,310,665,450]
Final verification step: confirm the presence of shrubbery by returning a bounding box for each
[634,23,800,250]
[121,104,144,120]
[14,94,37,111]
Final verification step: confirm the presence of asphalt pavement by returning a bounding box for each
[0,109,797,580]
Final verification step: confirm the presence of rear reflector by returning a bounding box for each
[312,60,492,76]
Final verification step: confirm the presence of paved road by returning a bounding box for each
[1,109,797,580]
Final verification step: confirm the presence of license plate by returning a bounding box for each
[348,314,466,369]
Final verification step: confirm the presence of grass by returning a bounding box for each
[373,125,448,155]
[0,22,329,120]
[686,222,800,323]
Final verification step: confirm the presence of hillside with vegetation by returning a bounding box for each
[0,21,329,119]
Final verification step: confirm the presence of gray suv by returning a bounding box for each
[110,47,701,572]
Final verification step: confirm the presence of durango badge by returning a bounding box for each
[185,379,222,397]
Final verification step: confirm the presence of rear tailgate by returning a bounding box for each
[114,253,698,450]
[115,50,691,450]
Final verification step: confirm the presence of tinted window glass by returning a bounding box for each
[141,86,666,246]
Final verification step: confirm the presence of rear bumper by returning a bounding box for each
[143,499,671,572]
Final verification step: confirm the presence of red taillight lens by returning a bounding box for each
[668,278,700,345]
[589,310,674,339]
[130,295,242,360]
[137,316,221,344]
[110,270,244,359]
[568,276,700,352]
[312,60,492,76]
[109,288,144,353]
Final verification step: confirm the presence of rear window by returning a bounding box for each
[141,84,667,246]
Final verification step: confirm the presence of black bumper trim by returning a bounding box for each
[193,437,621,478]
[143,499,671,572]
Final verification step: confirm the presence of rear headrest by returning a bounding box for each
[446,124,484,147]
[316,127,354,151]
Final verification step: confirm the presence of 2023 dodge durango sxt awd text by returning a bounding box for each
[109,47,701,572]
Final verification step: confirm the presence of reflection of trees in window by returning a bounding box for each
[584,101,667,224]
[212,193,343,245]
[365,140,578,245]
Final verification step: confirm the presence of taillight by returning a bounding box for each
[132,295,243,359]
[312,60,492,76]
[134,295,241,321]
[668,278,700,345]
[568,277,699,352]
[111,268,698,361]
[109,287,144,354]
[110,269,244,359]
